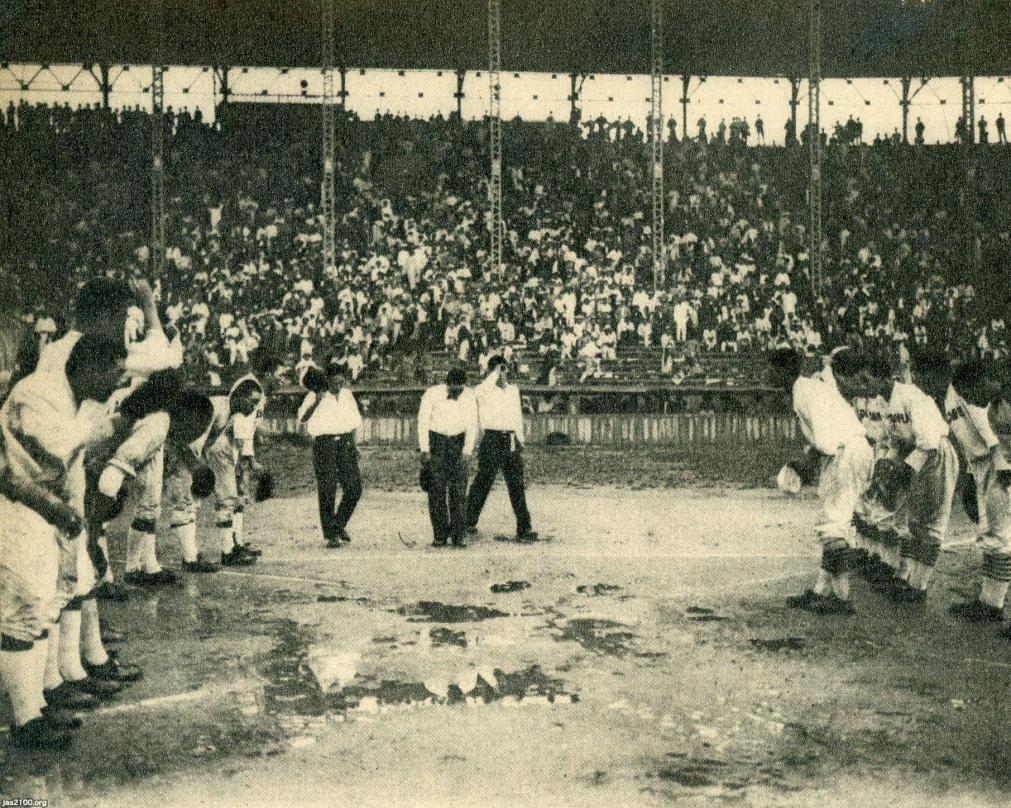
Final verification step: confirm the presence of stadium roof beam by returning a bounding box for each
[899,77,930,144]
[0,1,999,78]
[568,72,586,127]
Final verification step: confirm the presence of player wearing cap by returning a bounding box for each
[771,347,873,615]
[870,350,959,603]
[205,375,265,565]
[851,357,897,581]
[418,367,478,547]
[946,360,1011,629]
[298,363,363,548]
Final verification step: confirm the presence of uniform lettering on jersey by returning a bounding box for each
[945,406,965,424]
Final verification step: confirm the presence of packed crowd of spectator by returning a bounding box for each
[2,99,1010,389]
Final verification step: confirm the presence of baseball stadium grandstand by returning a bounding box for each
[5,3,1011,807]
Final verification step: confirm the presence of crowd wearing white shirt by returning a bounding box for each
[5,101,1010,395]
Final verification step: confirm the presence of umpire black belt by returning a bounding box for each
[314,433,354,443]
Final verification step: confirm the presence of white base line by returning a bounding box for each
[227,551,814,563]
[92,682,256,716]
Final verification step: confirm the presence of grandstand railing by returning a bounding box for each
[262,411,800,449]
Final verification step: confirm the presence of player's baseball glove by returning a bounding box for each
[119,369,184,420]
[776,464,802,495]
[190,464,216,499]
[961,476,979,524]
[787,447,823,487]
[167,392,214,444]
[254,470,275,503]
[868,459,913,511]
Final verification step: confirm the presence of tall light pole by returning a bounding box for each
[650,0,665,292]
[807,0,823,304]
[321,0,337,280]
[488,0,503,277]
[150,0,166,279]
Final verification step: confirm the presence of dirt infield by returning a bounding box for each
[2,443,1009,807]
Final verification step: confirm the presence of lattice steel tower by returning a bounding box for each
[488,0,504,277]
[807,0,823,301]
[650,0,665,291]
[960,75,975,144]
[150,0,166,278]
[321,0,338,278]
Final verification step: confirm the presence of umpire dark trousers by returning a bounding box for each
[312,433,362,541]
[427,432,467,543]
[466,430,532,534]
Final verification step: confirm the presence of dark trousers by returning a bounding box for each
[312,434,362,540]
[427,432,467,543]
[466,430,532,534]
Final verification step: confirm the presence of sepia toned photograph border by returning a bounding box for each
[0,1,1010,806]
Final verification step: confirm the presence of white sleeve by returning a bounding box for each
[792,383,818,452]
[905,395,942,472]
[968,403,1001,450]
[511,386,525,443]
[124,329,177,378]
[463,393,478,455]
[232,415,256,457]
[296,392,317,422]
[417,389,434,453]
[348,391,363,433]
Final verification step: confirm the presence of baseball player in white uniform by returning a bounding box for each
[772,348,874,615]
[873,351,959,603]
[946,361,1011,629]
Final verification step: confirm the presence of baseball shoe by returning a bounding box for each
[84,656,143,684]
[324,536,342,549]
[871,572,904,592]
[785,589,824,609]
[9,717,74,749]
[64,676,122,700]
[338,528,352,544]
[1000,623,1011,640]
[949,600,1004,623]
[43,682,98,711]
[182,554,220,573]
[40,706,82,731]
[123,569,178,586]
[451,535,468,548]
[516,530,539,543]
[235,542,262,557]
[890,586,927,604]
[100,627,126,645]
[221,548,256,566]
[812,594,857,615]
[464,526,479,538]
[431,538,448,547]
[96,581,130,602]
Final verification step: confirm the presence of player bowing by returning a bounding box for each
[771,347,873,615]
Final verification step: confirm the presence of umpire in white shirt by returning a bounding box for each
[298,363,363,548]
[466,356,536,540]
[418,367,478,547]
